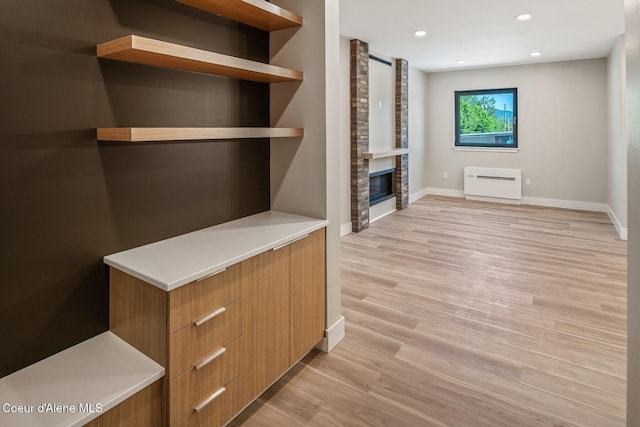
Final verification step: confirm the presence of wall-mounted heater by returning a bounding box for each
[464,167,522,204]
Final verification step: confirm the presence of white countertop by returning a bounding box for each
[0,332,164,427]
[104,210,328,291]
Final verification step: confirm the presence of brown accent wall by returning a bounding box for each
[0,0,270,377]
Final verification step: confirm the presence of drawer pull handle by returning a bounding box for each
[272,234,309,251]
[194,307,226,327]
[194,347,227,370]
[194,386,226,413]
[196,268,226,283]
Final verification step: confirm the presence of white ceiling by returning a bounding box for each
[339,0,625,72]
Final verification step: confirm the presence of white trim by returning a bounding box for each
[409,187,430,203]
[521,196,608,213]
[452,146,519,153]
[369,195,397,224]
[607,206,629,240]
[340,222,352,237]
[371,208,397,223]
[466,195,521,205]
[425,187,466,198]
[318,316,345,352]
[423,188,612,213]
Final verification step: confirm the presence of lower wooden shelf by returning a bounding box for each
[97,127,304,142]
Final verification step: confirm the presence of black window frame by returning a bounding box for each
[454,87,518,149]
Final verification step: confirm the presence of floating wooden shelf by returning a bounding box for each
[97,35,303,83]
[176,0,302,32]
[97,127,304,142]
[362,148,409,160]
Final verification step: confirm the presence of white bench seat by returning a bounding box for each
[0,332,164,427]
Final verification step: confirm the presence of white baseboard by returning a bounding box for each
[521,196,608,213]
[425,187,465,198]
[607,206,628,240]
[421,188,612,214]
[371,208,396,223]
[409,187,430,204]
[465,195,521,205]
[340,222,352,237]
[317,315,345,353]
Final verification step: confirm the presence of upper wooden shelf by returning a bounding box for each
[176,0,302,32]
[363,148,409,160]
[97,35,303,83]
[97,127,304,142]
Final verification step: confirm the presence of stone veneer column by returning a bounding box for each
[395,58,409,210]
[351,39,369,232]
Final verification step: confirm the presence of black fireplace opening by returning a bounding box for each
[369,168,396,206]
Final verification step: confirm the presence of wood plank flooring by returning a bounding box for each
[231,196,627,427]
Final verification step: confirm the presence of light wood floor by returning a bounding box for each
[231,196,627,427]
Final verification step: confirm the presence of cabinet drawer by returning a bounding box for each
[168,299,242,379]
[168,337,242,425]
[171,375,244,427]
[168,263,241,334]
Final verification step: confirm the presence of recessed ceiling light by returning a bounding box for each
[456,59,465,65]
[460,45,468,49]
[531,51,542,57]
[517,13,532,21]
[414,30,427,37]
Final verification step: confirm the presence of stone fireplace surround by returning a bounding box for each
[350,39,409,233]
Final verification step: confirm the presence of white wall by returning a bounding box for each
[339,37,351,235]
[368,53,397,221]
[425,59,609,208]
[607,36,628,239]
[323,0,342,347]
[369,54,395,171]
[270,0,343,347]
[626,0,640,423]
[409,66,429,201]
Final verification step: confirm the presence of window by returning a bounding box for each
[455,88,518,148]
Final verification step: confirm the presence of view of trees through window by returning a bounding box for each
[455,88,517,148]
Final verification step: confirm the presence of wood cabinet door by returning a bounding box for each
[289,229,326,364]
[241,248,290,399]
